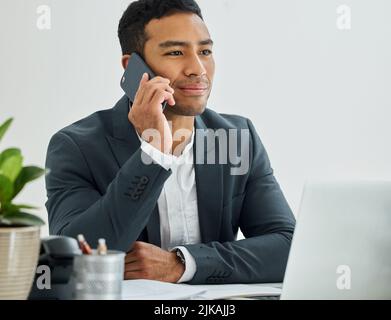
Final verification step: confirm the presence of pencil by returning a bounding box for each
[77,234,93,255]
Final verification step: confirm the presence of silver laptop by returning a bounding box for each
[280,181,391,300]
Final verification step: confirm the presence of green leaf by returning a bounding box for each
[13,166,45,198]
[0,174,14,203]
[0,148,21,165]
[0,118,13,142]
[0,202,19,214]
[0,203,38,215]
[11,203,38,210]
[0,215,12,226]
[0,149,23,182]
[2,211,44,226]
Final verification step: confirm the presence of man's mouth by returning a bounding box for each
[177,85,209,96]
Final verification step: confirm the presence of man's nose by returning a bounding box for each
[184,54,207,77]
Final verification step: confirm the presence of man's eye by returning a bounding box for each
[167,51,183,56]
[201,49,212,56]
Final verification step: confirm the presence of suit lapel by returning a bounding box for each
[194,116,224,243]
[106,95,140,168]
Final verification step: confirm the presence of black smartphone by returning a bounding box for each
[120,53,167,110]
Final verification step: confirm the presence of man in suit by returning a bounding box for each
[45,0,296,284]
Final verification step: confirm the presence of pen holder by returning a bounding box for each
[72,250,125,300]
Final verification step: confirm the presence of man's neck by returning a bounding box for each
[164,109,195,156]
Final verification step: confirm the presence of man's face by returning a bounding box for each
[141,12,215,116]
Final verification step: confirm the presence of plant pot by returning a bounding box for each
[0,226,40,300]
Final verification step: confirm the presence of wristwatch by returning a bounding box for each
[175,249,186,266]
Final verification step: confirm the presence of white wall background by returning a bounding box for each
[0,0,390,237]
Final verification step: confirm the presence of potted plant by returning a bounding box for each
[0,118,45,300]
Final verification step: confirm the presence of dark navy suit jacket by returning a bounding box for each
[45,95,296,284]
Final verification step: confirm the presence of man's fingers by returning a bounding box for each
[125,257,137,264]
[124,261,142,271]
[148,76,170,84]
[124,271,151,280]
[137,73,149,91]
[140,72,149,84]
[142,83,174,105]
[125,253,137,264]
[136,74,170,96]
[124,271,143,280]
[134,73,149,106]
[134,75,173,106]
[150,90,175,107]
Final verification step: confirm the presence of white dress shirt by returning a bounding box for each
[136,128,201,283]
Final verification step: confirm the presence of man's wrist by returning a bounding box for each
[170,251,185,283]
[174,248,186,265]
[170,247,197,283]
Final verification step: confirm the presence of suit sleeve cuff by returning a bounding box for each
[140,140,172,171]
[171,246,197,283]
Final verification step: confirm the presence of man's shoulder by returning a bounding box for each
[200,107,250,130]
[52,107,113,144]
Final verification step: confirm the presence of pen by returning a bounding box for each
[77,234,93,255]
[97,238,107,255]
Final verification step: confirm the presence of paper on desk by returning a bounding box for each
[122,280,281,300]
[186,283,282,300]
[122,280,207,300]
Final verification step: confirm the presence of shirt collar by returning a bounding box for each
[135,127,195,157]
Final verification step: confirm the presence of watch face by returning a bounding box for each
[176,250,185,264]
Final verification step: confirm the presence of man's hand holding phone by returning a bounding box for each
[128,73,175,154]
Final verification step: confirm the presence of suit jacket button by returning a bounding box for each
[140,176,149,184]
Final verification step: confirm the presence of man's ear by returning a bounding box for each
[121,54,131,69]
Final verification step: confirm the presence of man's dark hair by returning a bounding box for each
[118,0,203,56]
